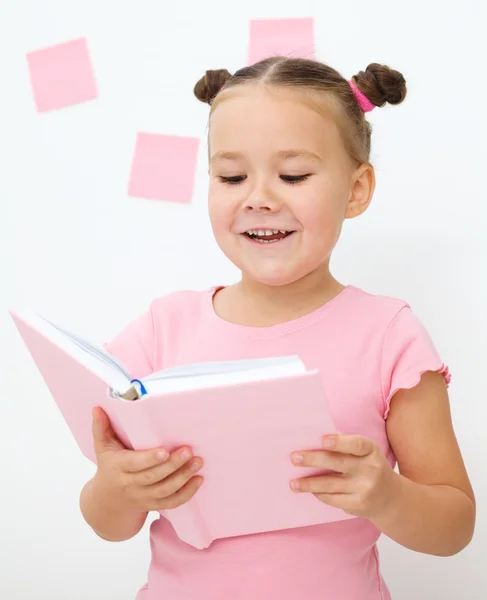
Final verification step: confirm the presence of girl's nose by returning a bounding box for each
[243,195,280,212]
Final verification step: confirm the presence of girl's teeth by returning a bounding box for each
[244,229,293,243]
[246,229,289,235]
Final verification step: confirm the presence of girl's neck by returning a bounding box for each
[214,265,346,327]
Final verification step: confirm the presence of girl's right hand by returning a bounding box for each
[90,406,204,512]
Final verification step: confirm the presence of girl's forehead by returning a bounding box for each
[212,85,331,114]
[211,86,340,133]
[209,89,343,153]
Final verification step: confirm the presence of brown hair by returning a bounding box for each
[193,56,407,167]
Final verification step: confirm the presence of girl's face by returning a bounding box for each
[208,86,373,287]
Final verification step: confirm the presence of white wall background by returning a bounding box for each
[1,1,485,598]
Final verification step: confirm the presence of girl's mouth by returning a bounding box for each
[243,229,295,244]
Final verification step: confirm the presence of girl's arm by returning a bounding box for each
[371,370,475,556]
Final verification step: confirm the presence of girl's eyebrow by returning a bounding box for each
[210,151,244,166]
[210,148,322,166]
[276,149,322,162]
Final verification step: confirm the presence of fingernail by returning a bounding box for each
[156,450,168,461]
[180,449,192,461]
[190,460,201,471]
[291,480,300,491]
[292,453,304,464]
[323,437,335,448]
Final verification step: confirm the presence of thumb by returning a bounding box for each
[92,406,124,454]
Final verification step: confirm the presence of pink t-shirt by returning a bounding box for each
[104,285,450,600]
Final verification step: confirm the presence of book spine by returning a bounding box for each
[103,396,135,451]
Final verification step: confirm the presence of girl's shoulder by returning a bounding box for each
[338,286,440,358]
[343,284,412,325]
[347,284,410,309]
[149,286,215,322]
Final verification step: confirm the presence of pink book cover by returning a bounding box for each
[10,310,354,549]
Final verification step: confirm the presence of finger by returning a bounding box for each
[312,492,352,512]
[290,474,352,495]
[149,457,204,499]
[130,447,196,483]
[291,450,356,474]
[120,445,172,474]
[92,406,125,454]
[323,434,376,457]
[151,476,204,511]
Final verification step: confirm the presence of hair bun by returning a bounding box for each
[352,63,407,108]
[194,69,232,105]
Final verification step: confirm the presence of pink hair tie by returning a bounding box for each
[348,80,375,113]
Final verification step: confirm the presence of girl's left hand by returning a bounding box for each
[290,434,399,520]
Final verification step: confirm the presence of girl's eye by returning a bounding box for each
[281,174,311,185]
[219,174,311,186]
[220,176,246,185]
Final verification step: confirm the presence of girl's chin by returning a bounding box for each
[241,267,305,287]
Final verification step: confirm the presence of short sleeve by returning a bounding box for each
[380,306,451,419]
[103,303,156,380]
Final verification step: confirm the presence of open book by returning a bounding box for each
[9,308,354,549]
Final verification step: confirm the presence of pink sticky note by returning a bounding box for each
[248,18,315,65]
[26,37,97,112]
[128,133,200,204]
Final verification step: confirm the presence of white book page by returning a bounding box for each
[139,356,306,398]
[16,311,307,400]
[16,311,132,393]
[143,355,304,382]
